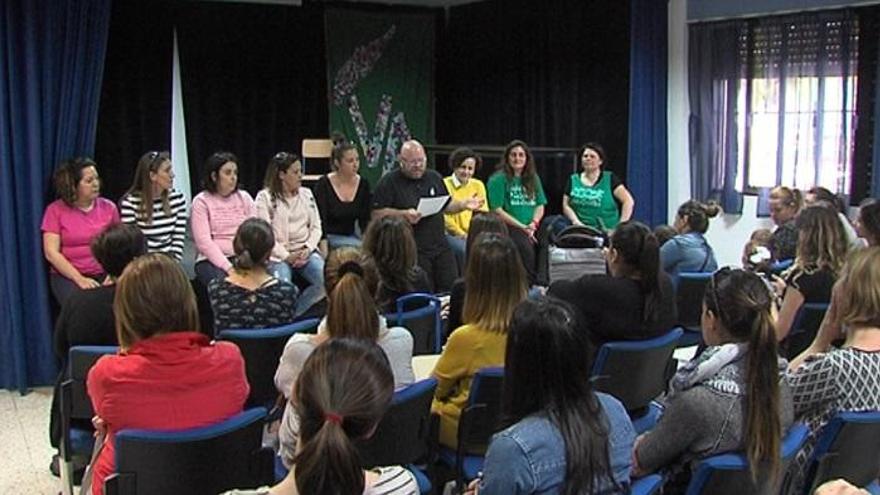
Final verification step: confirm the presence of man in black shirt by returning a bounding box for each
[372,140,483,292]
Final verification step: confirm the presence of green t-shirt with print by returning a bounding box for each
[487,172,547,226]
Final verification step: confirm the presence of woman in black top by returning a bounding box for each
[547,221,677,347]
[313,135,371,250]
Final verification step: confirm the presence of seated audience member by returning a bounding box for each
[774,205,848,342]
[653,224,677,247]
[432,233,527,448]
[660,200,719,281]
[476,297,635,494]
[805,186,860,249]
[486,140,547,285]
[363,215,432,313]
[49,224,146,456]
[226,339,418,495]
[371,139,483,293]
[767,186,803,262]
[561,142,634,232]
[742,228,773,271]
[785,247,880,495]
[633,268,793,492]
[208,218,297,332]
[854,199,880,247]
[255,152,324,317]
[42,157,120,304]
[313,133,371,250]
[120,151,187,261]
[448,213,509,333]
[443,147,489,270]
[86,254,249,495]
[548,221,676,347]
[274,247,414,468]
[192,151,256,286]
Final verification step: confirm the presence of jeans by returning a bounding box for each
[446,234,467,274]
[269,253,326,317]
[194,260,229,288]
[326,234,362,250]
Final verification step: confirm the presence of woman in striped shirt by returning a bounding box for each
[120,151,188,261]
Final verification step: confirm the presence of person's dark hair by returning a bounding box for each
[232,218,275,271]
[704,268,781,480]
[293,338,393,495]
[463,233,527,333]
[503,297,618,494]
[677,200,721,234]
[807,186,843,213]
[125,151,172,223]
[610,221,662,324]
[362,216,419,297]
[579,142,606,164]
[464,212,509,258]
[330,132,358,169]
[53,157,98,206]
[653,224,677,247]
[499,140,538,199]
[263,151,301,202]
[201,151,239,193]
[324,248,380,341]
[859,201,880,246]
[90,224,146,278]
[448,147,482,174]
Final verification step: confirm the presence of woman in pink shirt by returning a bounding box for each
[191,151,256,286]
[41,157,120,304]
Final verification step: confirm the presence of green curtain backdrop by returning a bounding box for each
[325,7,434,187]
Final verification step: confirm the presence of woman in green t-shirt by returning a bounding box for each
[487,140,547,284]
[561,143,634,232]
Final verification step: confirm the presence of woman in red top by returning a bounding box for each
[86,254,249,495]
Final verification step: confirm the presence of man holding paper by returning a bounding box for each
[372,139,484,292]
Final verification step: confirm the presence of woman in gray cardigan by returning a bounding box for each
[632,268,794,492]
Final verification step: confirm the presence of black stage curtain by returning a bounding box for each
[94,0,174,204]
[175,1,329,196]
[435,0,630,214]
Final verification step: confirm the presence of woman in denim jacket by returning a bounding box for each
[475,297,635,494]
[659,200,719,282]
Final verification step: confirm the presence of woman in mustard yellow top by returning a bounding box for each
[443,148,489,271]
[431,232,527,448]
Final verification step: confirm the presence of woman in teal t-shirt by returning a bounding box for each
[487,140,547,284]
[561,143,634,232]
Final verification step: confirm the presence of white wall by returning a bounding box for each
[667,0,776,267]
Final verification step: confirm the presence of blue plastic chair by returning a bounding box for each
[804,411,880,494]
[632,473,664,495]
[675,272,712,347]
[386,293,442,355]
[437,367,505,494]
[591,328,683,434]
[770,258,794,274]
[684,423,809,495]
[104,407,274,495]
[59,345,119,495]
[218,317,320,409]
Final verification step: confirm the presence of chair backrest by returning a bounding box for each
[60,346,119,463]
[387,293,442,355]
[104,407,274,495]
[806,411,880,493]
[676,272,712,330]
[591,328,683,413]
[218,318,320,408]
[357,377,438,468]
[301,138,333,176]
[782,303,829,359]
[457,367,505,456]
[685,423,810,495]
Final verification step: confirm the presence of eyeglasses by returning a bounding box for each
[400,158,426,167]
[707,266,732,323]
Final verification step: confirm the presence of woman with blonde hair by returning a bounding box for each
[274,247,414,468]
[86,254,248,495]
[785,247,880,494]
[432,233,528,448]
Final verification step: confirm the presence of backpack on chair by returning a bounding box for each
[547,225,608,283]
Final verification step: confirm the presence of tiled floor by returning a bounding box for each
[0,387,61,494]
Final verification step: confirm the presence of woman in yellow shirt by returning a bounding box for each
[443,148,489,271]
[431,232,527,448]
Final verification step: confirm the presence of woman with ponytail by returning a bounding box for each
[225,339,418,495]
[476,297,634,494]
[547,220,676,347]
[633,268,793,492]
[274,247,414,468]
[660,200,720,280]
[208,218,298,332]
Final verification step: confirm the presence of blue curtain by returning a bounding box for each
[0,0,111,392]
[627,0,668,227]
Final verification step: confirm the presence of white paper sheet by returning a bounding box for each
[417,195,449,217]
